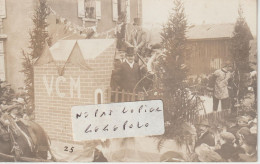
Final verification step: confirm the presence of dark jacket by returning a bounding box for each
[215,143,237,160]
[118,61,141,92]
[195,131,215,148]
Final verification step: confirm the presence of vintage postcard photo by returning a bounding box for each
[0,0,257,162]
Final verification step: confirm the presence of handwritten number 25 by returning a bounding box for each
[64,146,74,153]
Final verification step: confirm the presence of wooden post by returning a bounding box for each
[115,88,119,102]
[131,91,136,101]
[107,87,111,103]
[122,89,125,102]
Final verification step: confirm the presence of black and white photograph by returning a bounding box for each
[0,0,258,162]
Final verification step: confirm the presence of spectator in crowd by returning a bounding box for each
[249,118,257,134]
[0,98,9,112]
[227,116,250,136]
[210,62,233,112]
[1,82,15,104]
[195,119,215,148]
[118,47,141,92]
[237,133,257,162]
[7,103,23,121]
[16,87,26,100]
[215,132,237,161]
[236,127,251,145]
[195,143,223,162]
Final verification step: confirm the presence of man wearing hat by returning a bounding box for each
[210,61,233,112]
[215,132,237,161]
[227,116,250,136]
[195,119,215,148]
[125,18,147,59]
[1,82,15,104]
[237,134,257,162]
[118,46,141,92]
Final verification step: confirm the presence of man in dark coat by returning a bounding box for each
[118,47,141,92]
[195,119,215,148]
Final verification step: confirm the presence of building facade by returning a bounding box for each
[1,0,37,90]
[49,0,142,33]
[0,0,142,90]
[34,39,115,143]
[185,24,253,74]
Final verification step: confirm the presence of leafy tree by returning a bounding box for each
[230,5,252,100]
[21,0,51,116]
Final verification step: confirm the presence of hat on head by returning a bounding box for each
[133,18,142,26]
[222,60,232,68]
[196,119,210,127]
[237,116,249,126]
[236,127,251,138]
[220,132,235,143]
[126,47,135,56]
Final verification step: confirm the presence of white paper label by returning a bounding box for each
[71,100,164,141]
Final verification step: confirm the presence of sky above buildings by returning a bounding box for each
[142,0,257,36]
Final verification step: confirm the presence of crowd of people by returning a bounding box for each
[187,62,258,162]
[0,79,28,121]
[192,111,257,162]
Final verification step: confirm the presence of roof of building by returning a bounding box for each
[149,23,253,43]
[35,39,115,66]
[49,39,115,61]
[186,23,235,40]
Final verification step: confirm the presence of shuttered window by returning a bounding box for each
[95,0,101,20]
[78,0,101,20]
[78,0,85,18]
[112,0,118,21]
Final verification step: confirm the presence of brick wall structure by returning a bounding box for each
[34,39,115,143]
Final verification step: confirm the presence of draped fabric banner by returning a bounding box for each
[48,6,124,39]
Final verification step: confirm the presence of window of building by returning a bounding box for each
[94,89,103,104]
[210,58,222,70]
[78,0,101,21]
[112,0,130,22]
[85,0,96,19]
